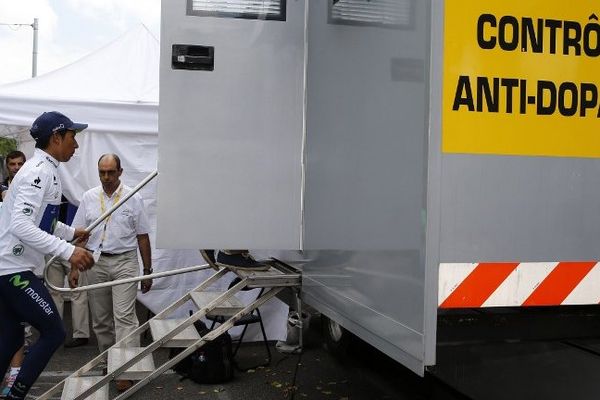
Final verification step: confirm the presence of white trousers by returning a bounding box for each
[86,250,140,352]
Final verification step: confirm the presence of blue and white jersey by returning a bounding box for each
[0,149,75,277]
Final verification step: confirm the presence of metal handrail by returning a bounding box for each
[49,263,215,293]
[44,170,166,293]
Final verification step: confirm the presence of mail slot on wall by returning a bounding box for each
[172,44,214,71]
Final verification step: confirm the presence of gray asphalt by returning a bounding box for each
[27,303,431,400]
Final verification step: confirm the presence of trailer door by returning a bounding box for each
[158,0,305,249]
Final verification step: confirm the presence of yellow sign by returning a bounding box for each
[443,1,600,158]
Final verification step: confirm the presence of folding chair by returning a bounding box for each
[206,277,272,370]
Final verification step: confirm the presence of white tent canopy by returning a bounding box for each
[0,24,159,201]
[0,25,287,341]
[0,24,158,133]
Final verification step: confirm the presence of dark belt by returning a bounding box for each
[100,252,123,257]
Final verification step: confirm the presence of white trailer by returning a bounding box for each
[158,0,600,377]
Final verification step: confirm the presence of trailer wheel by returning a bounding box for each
[322,315,351,356]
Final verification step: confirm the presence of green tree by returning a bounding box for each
[0,137,17,156]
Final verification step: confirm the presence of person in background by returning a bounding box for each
[0,111,94,400]
[0,151,26,201]
[46,196,91,349]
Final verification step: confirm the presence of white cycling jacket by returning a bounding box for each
[0,148,75,277]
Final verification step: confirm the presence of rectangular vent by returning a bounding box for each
[330,0,413,28]
[187,0,286,21]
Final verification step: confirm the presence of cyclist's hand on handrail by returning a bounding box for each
[69,247,95,272]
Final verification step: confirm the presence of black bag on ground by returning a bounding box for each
[169,319,234,384]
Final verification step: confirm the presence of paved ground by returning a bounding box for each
[27,302,433,400]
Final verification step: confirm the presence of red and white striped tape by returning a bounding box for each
[438,262,600,308]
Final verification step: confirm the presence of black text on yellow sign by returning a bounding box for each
[443,1,600,158]
[453,77,600,118]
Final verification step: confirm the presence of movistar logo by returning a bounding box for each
[9,274,30,289]
[8,275,53,315]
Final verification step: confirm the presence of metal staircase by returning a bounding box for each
[37,260,301,400]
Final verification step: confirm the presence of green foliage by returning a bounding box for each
[0,137,17,156]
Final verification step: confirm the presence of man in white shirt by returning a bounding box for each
[70,153,152,392]
[0,111,94,400]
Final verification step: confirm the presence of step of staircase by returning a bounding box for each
[107,347,156,380]
[62,377,108,400]
[37,265,300,400]
[149,318,201,347]
[234,261,302,288]
[190,290,244,317]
